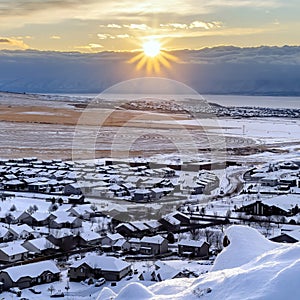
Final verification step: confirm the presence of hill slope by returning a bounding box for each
[99,225,300,299]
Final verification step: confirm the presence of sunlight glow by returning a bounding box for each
[143,40,161,57]
[129,38,179,74]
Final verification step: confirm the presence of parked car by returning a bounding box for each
[95,278,106,287]
[50,291,65,298]
[29,287,42,294]
[9,287,22,297]
[81,277,95,285]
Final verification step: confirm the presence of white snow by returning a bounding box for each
[115,282,154,300]
[211,225,278,271]
[97,287,117,300]
[110,225,300,300]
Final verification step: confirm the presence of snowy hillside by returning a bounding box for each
[100,225,300,300]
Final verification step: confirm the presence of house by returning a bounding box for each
[68,205,94,220]
[190,184,205,195]
[50,213,82,229]
[17,211,51,226]
[260,176,278,187]
[159,215,181,231]
[101,233,124,247]
[144,220,163,234]
[154,261,182,281]
[270,229,300,243]
[112,239,130,252]
[140,235,168,255]
[64,183,82,195]
[8,224,34,240]
[77,231,102,246]
[0,242,28,263]
[28,181,49,193]
[237,195,300,216]
[138,261,180,282]
[0,227,13,243]
[134,189,152,202]
[47,228,77,251]
[3,180,25,191]
[68,255,131,281]
[115,223,138,237]
[68,194,85,204]
[0,260,60,290]
[178,239,210,257]
[30,211,54,226]
[128,238,141,251]
[22,237,58,256]
[171,211,191,225]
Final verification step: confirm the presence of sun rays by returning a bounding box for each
[129,38,179,74]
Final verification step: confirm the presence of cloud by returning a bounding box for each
[50,35,61,40]
[0,46,299,95]
[75,43,104,51]
[0,37,29,49]
[97,33,130,40]
[0,39,10,43]
[103,24,122,28]
[189,21,222,29]
[160,20,223,30]
[123,24,152,31]
[116,34,130,39]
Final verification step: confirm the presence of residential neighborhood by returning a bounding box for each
[0,155,299,298]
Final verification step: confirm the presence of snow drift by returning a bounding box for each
[102,225,300,300]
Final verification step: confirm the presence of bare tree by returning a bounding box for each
[48,285,55,295]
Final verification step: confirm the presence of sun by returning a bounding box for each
[143,40,161,58]
[129,38,179,74]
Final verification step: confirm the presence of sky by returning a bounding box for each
[0,0,300,52]
[1,46,300,95]
[0,1,299,95]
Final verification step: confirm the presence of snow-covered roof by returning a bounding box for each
[80,231,101,242]
[70,255,130,272]
[105,233,124,241]
[68,205,93,216]
[154,261,180,280]
[113,238,128,247]
[49,228,75,238]
[144,220,162,229]
[31,211,51,221]
[0,226,9,238]
[0,242,28,256]
[131,222,149,231]
[2,260,60,282]
[116,223,137,232]
[9,224,34,235]
[53,215,78,224]
[284,229,300,241]
[134,189,151,194]
[128,238,140,243]
[263,194,300,212]
[141,235,165,245]
[162,215,181,225]
[178,239,207,248]
[22,237,56,251]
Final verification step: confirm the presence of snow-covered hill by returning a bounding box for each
[99,225,300,300]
